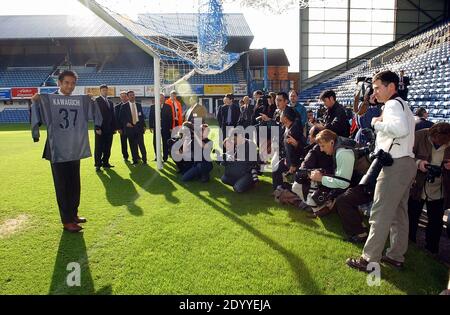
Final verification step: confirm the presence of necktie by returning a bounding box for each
[227,106,232,125]
[131,103,138,125]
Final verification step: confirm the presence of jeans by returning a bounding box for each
[182,161,213,182]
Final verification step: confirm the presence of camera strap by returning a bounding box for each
[387,97,406,153]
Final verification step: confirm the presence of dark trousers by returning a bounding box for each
[137,133,147,163]
[120,132,129,160]
[50,161,81,224]
[272,159,289,190]
[94,133,114,167]
[153,129,171,161]
[222,172,255,193]
[129,131,147,163]
[182,161,213,182]
[408,198,445,253]
[335,185,372,237]
[398,89,408,101]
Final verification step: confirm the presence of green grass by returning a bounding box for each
[0,123,447,295]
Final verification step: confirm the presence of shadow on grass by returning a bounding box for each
[160,165,322,294]
[126,163,180,204]
[48,232,112,295]
[97,169,143,216]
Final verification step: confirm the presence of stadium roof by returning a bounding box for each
[0,14,254,40]
[249,49,290,67]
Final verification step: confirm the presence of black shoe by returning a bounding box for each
[344,234,368,244]
[346,257,370,273]
[103,164,115,168]
[381,255,404,269]
[95,167,102,172]
[74,216,87,224]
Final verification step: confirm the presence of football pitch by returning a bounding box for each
[0,123,447,295]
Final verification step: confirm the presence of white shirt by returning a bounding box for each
[129,102,138,124]
[57,88,70,96]
[372,97,415,159]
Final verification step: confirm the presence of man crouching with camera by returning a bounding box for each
[347,70,416,272]
[292,129,356,218]
[408,122,450,254]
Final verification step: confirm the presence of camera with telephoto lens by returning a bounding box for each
[359,149,394,188]
[295,168,325,184]
[311,186,346,207]
[356,77,374,102]
[425,164,442,183]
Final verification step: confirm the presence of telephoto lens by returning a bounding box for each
[359,149,393,188]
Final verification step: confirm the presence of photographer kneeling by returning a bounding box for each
[294,129,356,218]
[408,122,450,254]
[220,128,260,193]
[169,121,213,183]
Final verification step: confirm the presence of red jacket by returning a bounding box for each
[165,98,183,129]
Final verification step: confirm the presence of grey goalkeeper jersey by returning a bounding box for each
[31,94,103,163]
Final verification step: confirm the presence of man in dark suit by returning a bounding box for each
[415,107,434,131]
[217,94,240,132]
[217,94,241,160]
[237,95,254,128]
[120,90,147,165]
[398,70,410,101]
[94,85,116,171]
[115,91,130,162]
[149,93,173,162]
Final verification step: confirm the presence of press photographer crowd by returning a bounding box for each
[31,69,450,277]
[164,69,450,274]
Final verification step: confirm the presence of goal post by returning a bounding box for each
[77,0,163,170]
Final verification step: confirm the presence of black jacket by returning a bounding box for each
[399,76,410,91]
[283,120,305,168]
[95,96,116,134]
[323,102,350,137]
[252,103,277,126]
[217,103,240,129]
[149,104,173,133]
[301,144,334,175]
[415,118,434,131]
[120,102,146,135]
[237,104,255,128]
[114,102,126,130]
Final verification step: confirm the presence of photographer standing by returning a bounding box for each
[347,70,416,272]
[320,90,350,138]
[353,79,382,145]
[408,123,450,254]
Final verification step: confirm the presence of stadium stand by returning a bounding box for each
[0,68,53,88]
[0,108,30,124]
[299,20,450,123]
